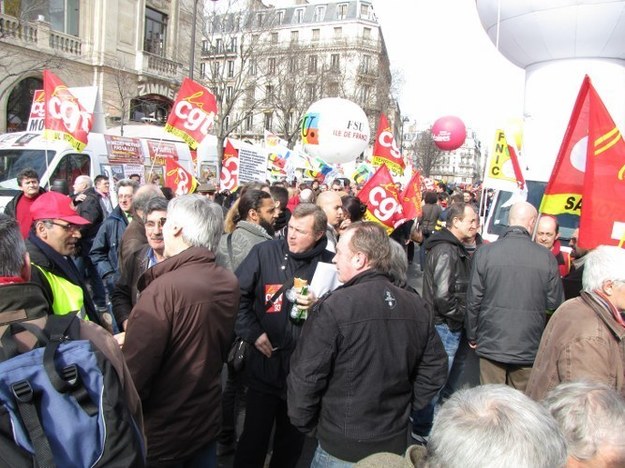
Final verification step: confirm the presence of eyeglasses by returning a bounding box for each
[145,217,167,229]
[47,221,81,232]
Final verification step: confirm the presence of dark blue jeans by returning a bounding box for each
[412,323,462,437]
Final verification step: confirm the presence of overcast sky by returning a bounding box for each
[371,0,526,142]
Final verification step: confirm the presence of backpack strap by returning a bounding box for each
[11,379,56,467]
[42,314,98,416]
[0,322,49,362]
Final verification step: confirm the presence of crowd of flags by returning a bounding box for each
[39,71,624,249]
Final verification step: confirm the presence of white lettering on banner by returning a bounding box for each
[221,157,239,190]
[238,147,267,183]
[175,168,188,196]
[378,131,401,159]
[47,96,92,134]
[137,83,176,100]
[173,101,213,134]
[368,186,398,222]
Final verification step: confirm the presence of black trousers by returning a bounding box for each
[232,387,305,468]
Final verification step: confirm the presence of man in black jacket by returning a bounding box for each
[288,222,447,464]
[233,203,334,468]
[412,202,477,443]
[466,201,564,392]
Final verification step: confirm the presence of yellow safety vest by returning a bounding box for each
[32,264,88,320]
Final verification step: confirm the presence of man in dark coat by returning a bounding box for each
[466,201,564,392]
[288,222,447,464]
[233,203,334,468]
[122,195,239,467]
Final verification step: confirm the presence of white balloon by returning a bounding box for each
[300,98,370,164]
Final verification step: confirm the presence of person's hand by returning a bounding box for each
[114,332,125,348]
[255,332,274,358]
[295,290,317,311]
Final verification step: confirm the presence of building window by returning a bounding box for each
[288,57,297,73]
[268,57,276,74]
[201,40,208,54]
[226,86,233,101]
[144,7,167,55]
[249,59,257,76]
[308,55,317,74]
[362,54,371,73]
[307,84,317,101]
[312,29,320,41]
[360,3,371,19]
[47,0,80,35]
[361,85,371,104]
[230,37,237,52]
[215,38,223,53]
[277,10,285,25]
[334,27,342,37]
[264,112,273,130]
[327,82,339,96]
[227,60,235,77]
[337,3,348,20]
[257,12,265,27]
[330,54,340,70]
[314,6,326,22]
[295,8,304,23]
[245,113,253,131]
[291,30,299,42]
[266,85,274,101]
[213,61,220,75]
[200,63,206,78]
[363,27,371,40]
[271,32,279,43]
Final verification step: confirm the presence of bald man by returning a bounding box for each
[535,215,570,277]
[466,201,564,391]
[316,190,344,252]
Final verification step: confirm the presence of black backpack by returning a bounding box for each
[0,313,145,467]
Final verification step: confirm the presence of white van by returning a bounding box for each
[0,126,218,211]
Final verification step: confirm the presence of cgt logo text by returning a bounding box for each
[368,187,399,222]
[172,101,214,134]
[47,96,91,134]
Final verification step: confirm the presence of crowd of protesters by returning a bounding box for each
[2,167,624,468]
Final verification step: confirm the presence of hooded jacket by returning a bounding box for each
[215,220,273,272]
[235,237,334,397]
[422,228,471,331]
[122,246,239,464]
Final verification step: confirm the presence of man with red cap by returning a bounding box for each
[26,191,102,325]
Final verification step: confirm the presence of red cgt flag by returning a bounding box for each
[220,139,239,192]
[580,78,625,249]
[370,113,405,175]
[43,70,93,151]
[165,78,217,150]
[357,164,403,234]
[400,171,423,220]
[165,158,198,196]
[540,79,589,217]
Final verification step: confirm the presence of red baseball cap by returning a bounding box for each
[30,192,90,225]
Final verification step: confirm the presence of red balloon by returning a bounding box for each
[431,116,467,151]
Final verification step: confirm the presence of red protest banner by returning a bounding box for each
[400,171,423,220]
[220,139,239,192]
[357,164,403,233]
[165,77,217,150]
[43,70,93,151]
[370,113,405,175]
[164,157,198,196]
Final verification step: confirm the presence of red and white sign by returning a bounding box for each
[165,78,217,150]
[371,113,405,175]
[164,157,197,196]
[220,139,239,192]
[357,164,403,234]
[43,70,94,151]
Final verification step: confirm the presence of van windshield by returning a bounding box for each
[0,149,56,188]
